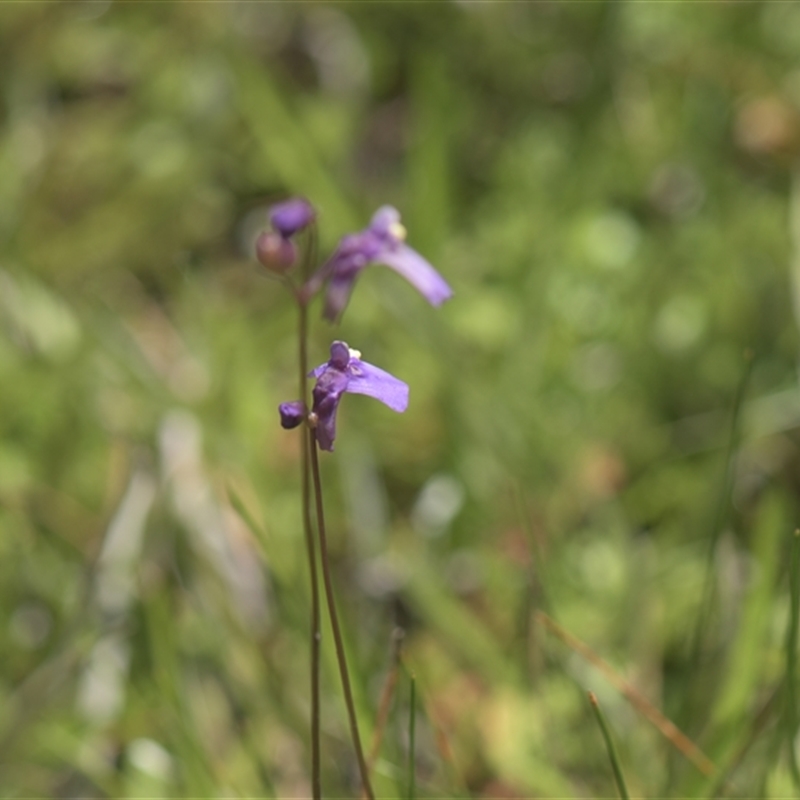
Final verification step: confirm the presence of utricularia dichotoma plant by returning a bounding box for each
[255,199,452,800]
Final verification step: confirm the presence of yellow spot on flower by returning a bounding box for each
[388,221,407,241]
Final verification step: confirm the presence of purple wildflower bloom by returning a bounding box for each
[269,198,315,238]
[308,340,408,451]
[279,400,306,429]
[315,206,453,321]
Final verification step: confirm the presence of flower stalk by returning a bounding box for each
[309,436,375,800]
[266,197,451,796]
[297,293,322,800]
[260,202,323,800]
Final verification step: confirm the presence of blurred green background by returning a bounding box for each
[3,1,800,797]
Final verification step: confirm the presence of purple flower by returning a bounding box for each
[314,206,453,321]
[308,340,408,451]
[269,198,315,238]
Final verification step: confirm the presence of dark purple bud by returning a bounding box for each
[279,401,305,429]
[269,198,315,238]
[256,231,297,273]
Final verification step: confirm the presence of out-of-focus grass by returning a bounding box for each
[2,2,800,797]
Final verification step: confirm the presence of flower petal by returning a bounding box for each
[314,406,338,451]
[311,367,349,451]
[376,243,453,307]
[345,359,409,413]
[317,236,374,321]
[322,271,359,322]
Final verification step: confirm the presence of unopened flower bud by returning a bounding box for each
[269,198,315,238]
[279,401,305,429]
[256,231,296,273]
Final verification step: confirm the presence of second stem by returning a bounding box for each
[297,297,321,800]
[309,436,375,800]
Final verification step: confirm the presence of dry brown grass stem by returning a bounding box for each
[360,629,405,799]
[536,610,717,778]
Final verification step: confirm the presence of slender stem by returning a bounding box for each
[408,674,417,800]
[703,683,779,798]
[309,438,375,800]
[688,350,754,673]
[297,296,321,800]
[366,628,404,775]
[589,691,630,800]
[785,528,800,789]
[538,610,716,777]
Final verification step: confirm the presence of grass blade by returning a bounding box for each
[408,673,417,800]
[785,528,800,789]
[361,627,404,800]
[589,691,630,800]
[538,611,716,777]
[709,490,786,729]
[688,350,754,677]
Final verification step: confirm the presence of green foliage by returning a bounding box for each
[2,1,800,797]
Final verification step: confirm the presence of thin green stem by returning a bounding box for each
[309,438,375,800]
[786,528,800,789]
[689,350,754,669]
[297,296,321,800]
[408,673,417,800]
[366,628,404,779]
[702,683,777,798]
[675,349,754,764]
[589,691,630,800]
